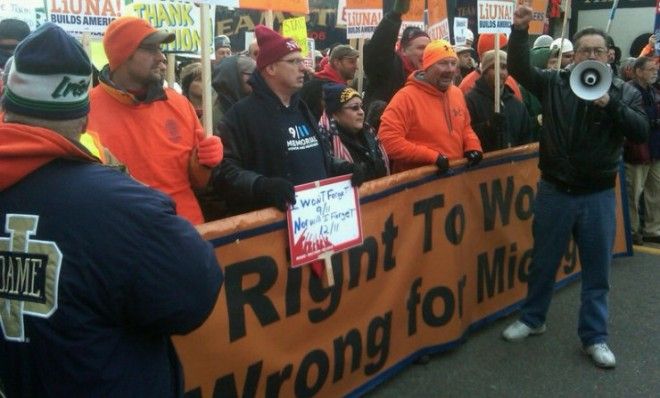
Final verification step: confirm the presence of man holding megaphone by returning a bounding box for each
[501,5,650,369]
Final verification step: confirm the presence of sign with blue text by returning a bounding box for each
[477,0,514,35]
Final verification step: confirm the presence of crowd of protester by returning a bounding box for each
[0,0,658,394]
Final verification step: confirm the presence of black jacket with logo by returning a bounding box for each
[508,27,649,193]
[213,71,352,215]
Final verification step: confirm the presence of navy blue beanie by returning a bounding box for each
[2,23,92,120]
[323,83,361,115]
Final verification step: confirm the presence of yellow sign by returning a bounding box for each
[90,40,108,70]
[282,16,309,57]
[175,145,628,397]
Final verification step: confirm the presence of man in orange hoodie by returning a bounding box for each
[88,17,223,225]
[379,40,483,173]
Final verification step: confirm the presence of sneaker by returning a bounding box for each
[583,343,616,368]
[501,320,546,342]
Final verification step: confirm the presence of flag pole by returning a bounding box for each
[494,33,501,113]
[605,0,620,33]
[166,54,176,88]
[200,2,213,137]
[265,10,274,29]
[557,0,571,68]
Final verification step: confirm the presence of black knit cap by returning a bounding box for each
[0,19,30,42]
[400,26,429,49]
[323,83,361,115]
[2,22,92,120]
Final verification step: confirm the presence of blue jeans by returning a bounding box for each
[520,179,616,346]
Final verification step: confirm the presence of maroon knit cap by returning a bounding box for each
[254,25,301,70]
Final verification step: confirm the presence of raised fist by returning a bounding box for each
[393,0,411,15]
[513,5,533,30]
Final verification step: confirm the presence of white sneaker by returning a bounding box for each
[501,320,547,342]
[584,343,616,368]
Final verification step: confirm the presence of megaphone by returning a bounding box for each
[569,60,612,101]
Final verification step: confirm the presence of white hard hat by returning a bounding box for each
[550,38,574,54]
[533,35,553,49]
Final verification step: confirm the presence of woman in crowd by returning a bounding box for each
[319,83,390,182]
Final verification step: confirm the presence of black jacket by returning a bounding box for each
[508,27,649,193]
[465,76,533,152]
[299,76,332,121]
[363,12,408,108]
[319,120,389,181]
[213,71,352,215]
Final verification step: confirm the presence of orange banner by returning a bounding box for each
[428,0,448,25]
[428,0,450,40]
[346,0,381,8]
[239,0,309,14]
[402,0,425,22]
[175,145,628,397]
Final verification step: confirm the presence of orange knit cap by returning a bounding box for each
[476,33,508,57]
[103,16,174,71]
[422,40,457,70]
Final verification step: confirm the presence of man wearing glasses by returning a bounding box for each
[88,17,223,225]
[502,5,649,369]
[214,25,362,215]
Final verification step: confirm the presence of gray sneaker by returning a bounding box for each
[501,320,547,342]
[583,343,616,368]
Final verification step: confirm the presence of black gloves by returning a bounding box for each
[254,177,295,211]
[464,150,483,167]
[489,112,506,132]
[351,163,368,187]
[435,154,449,175]
[393,0,411,14]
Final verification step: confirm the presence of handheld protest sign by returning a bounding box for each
[476,0,513,113]
[286,175,364,285]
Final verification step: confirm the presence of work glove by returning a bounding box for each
[464,150,483,167]
[254,177,296,211]
[350,163,368,187]
[197,132,223,167]
[489,112,506,133]
[435,154,450,175]
[393,0,411,15]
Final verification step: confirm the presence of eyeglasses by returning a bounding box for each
[278,58,305,66]
[138,44,164,54]
[342,103,363,111]
[576,47,607,57]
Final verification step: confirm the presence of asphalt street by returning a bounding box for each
[365,246,660,398]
